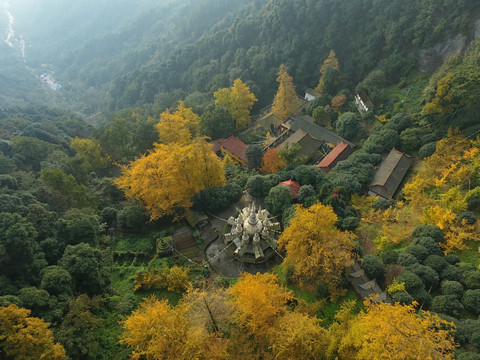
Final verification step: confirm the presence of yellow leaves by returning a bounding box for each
[439,186,468,213]
[422,205,480,253]
[422,72,455,115]
[133,265,190,293]
[71,137,107,171]
[0,304,67,360]
[315,49,340,94]
[115,139,225,220]
[336,301,457,360]
[156,101,199,145]
[214,78,257,130]
[229,273,294,336]
[387,279,406,294]
[272,64,298,120]
[228,272,328,359]
[278,203,356,300]
[120,296,205,360]
[269,311,329,360]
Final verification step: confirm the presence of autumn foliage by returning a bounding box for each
[260,147,286,173]
[156,101,200,145]
[0,304,67,360]
[278,203,356,299]
[272,64,298,120]
[115,139,225,220]
[214,78,257,130]
[403,132,480,253]
[332,300,457,360]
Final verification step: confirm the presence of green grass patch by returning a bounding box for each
[115,234,155,253]
[457,241,480,267]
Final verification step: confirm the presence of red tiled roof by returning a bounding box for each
[317,142,352,172]
[212,136,247,160]
[279,179,301,199]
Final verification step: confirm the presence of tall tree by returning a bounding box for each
[229,273,294,355]
[272,64,298,120]
[199,106,235,140]
[156,101,200,145]
[120,296,227,360]
[214,79,257,130]
[244,144,263,170]
[260,148,286,173]
[115,139,225,220]
[315,50,340,95]
[0,304,66,360]
[333,300,457,360]
[278,203,356,299]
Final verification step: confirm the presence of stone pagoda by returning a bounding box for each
[224,204,281,264]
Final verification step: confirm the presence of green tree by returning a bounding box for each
[199,106,235,139]
[335,112,360,141]
[0,213,38,280]
[244,144,263,170]
[59,243,110,296]
[57,294,104,360]
[265,185,292,215]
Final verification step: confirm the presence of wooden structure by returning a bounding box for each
[368,148,413,199]
[282,115,355,148]
[212,135,247,166]
[279,128,324,163]
[317,141,354,173]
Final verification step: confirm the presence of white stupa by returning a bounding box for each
[224,204,281,263]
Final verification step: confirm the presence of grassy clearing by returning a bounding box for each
[457,241,480,267]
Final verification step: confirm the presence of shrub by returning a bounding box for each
[456,351,480,360]
[412,237,443,256]
[341,216,359,231]
[412,224,444,243]
[381,251,399,266]
[423,255,448,274]
[463,289,480,315]
[372,198,395,211]
[419,142,437,158]
[400,127,422,152]
[440,265,463,282]
[445,254,461,265]
[396,271,424,293]
[384,112,413,132]
[361,255,386,284]
[441,280,464,300]
[463,270,480,290]
[431,295,464,317]
[410,288,432,308]
[457,211,477,225]
[397,253,418,267]
[404,244,429,262]
[391,291,414,305]
[407,264,439,289]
